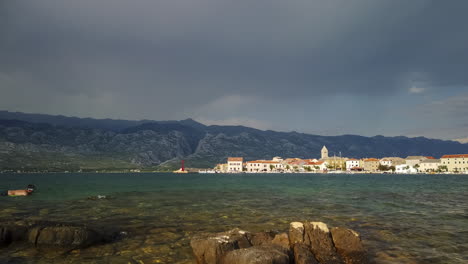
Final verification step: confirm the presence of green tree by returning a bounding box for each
[378,164,390,171]
[438,165,448,172]
[270,164,275,171]
[304,166,312,172]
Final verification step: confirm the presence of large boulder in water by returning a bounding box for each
[190,228,252,264]
[303,222,343,264]
[221,245,290,264]
[330,227,368,264]
[28,225,102,249]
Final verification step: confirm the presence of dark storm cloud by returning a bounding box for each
[1,0,468,138]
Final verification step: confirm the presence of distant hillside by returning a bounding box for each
[1,111,468,171]
[0,110,197,131]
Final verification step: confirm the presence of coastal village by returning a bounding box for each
[208,146,468,174]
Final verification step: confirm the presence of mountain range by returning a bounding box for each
[1,110,467,171]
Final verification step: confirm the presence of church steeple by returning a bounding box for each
[321,146,328,159]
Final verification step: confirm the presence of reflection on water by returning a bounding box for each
[1,173,468,263]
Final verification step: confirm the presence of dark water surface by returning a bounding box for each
[1,173,467,263]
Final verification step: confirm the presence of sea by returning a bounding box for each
[1,173,467,264]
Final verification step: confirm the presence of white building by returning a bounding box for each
[304,161,328,171]
[246,160,284,172]
[419,159,440,172]
[346,159,360,171]
[395,164,418,174]
[441,154,468,173]
[227,157,243,172]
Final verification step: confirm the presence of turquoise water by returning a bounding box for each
[1,173,468,263]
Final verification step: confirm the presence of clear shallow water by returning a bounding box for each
[1,173,467,264]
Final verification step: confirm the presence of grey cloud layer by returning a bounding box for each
[1,1,468,137]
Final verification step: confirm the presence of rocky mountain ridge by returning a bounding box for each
[0,111,467,171]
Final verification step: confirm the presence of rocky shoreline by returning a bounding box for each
[190,221,368,264]
[0,221,123,251]
[2,220,367,263]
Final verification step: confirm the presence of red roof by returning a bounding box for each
[363,158,379,162]
[306,161,324,165]
[441,154,468,158]
[425,156,435,159]
[228,157,243,162]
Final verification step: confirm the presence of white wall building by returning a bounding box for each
[246,160,284,172]
[304,161,328,171]
[441,154,468,173]
[419,159,440,172]
[395,164,418,174]
[227,157,243,172]
[346,159,360,171]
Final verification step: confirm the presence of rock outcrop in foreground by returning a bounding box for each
[0,222,119,250]
[190,221,368,264]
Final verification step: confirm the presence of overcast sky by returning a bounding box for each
[1,1,467,140]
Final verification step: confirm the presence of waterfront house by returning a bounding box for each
[286,159,307,172]
[304,160,328,171]
[246,160,283,172]
[227,157,243,172]
[440,154,468,173]
[346,159,361,171]
[419,159,441,173]
[395,164,418,174]
[362,158,379,172]
[322,157,347,170]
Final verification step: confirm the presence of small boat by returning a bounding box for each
[5,184,36,197]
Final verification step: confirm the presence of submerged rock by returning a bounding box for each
[28,225,103,249]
